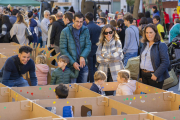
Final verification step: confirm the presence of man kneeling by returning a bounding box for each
[2,46,37,87]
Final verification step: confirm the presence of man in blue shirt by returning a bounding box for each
[2,46,37,87]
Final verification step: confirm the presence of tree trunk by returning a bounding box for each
[133,0,140,19]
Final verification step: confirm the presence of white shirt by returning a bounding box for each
[140,42,154,71]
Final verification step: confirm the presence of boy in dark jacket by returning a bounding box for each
[90,70,107,95]
[50,55,79,85]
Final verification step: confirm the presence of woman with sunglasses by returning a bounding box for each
[96,24,124,95]
[96,17,107,28]
[139,24,170,89]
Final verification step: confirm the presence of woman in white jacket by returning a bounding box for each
[10,14,29,45]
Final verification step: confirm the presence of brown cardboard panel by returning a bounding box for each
[11,84,100,100]
[78,82,166,94]
[33,96,145,117]
[10,89,28,102]
[0,83,7,87]
[152,110,180,120]
[170,93,180,110]
[0,100,61,120]
[66,113,166,120]
[30,102,62,119]
[109,92,172,112]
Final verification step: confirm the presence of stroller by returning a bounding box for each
[167,36,180,90]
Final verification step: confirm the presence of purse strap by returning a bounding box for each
[130,27,139,47]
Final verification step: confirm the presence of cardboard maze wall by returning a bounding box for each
[78,81,166,94]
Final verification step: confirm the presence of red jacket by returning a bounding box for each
[164,12,170,24]
[172,13,179,22]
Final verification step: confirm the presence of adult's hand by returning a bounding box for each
[151,74,157,81]
[73,62,80,71]
[80,57,85,68]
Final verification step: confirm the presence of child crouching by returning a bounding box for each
[116,70,136,96]
[90,70,106,95]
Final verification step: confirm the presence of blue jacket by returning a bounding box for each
[86,21,101,55]
[90,83,102,94]
[60,24,91,67]
[139,41,170,82]
[153,11,160,18]
[2,55,37,86]
[169,23,180,42]
[63,106,73,117]
[30,18,38,43]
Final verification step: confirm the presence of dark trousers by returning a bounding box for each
[87,54,97,83]
[105,68,114,96]
[141,70,164,89]
[164,23,170,34]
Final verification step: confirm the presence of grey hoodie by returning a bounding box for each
[123,25,139,53]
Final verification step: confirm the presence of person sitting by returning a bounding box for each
[116,70,136,96]
[50,55,79,85]
[90,70,106,95]
[2,46,37,87]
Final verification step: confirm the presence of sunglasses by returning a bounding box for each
[104,31,113,35]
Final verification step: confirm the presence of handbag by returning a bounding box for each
[25,27,33,43]
[130,27,140,55]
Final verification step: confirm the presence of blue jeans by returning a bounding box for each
[42,41,46,48]
[124,52,138,67]
[2,77,29,87]
[71,65,88,83]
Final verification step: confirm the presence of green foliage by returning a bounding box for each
[126,0,135,6]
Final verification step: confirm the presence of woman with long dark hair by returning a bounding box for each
[139,24,170,89]
[0,15,12,40]
[117,19,125,48]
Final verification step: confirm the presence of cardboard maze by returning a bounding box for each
[11,84,101,100]
[0,83,61,120]
[78,81,166,94]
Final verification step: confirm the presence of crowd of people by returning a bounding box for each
[0,5,173,97]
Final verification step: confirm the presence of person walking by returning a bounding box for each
[41,10,50,48]
[123,14,139,67]
[85,12,101,83]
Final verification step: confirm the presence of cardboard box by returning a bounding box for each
[11,84,101,100]
[109,92,179,112]
[0,100,61,120]
[66,113,166,120]
[33,96,145,117]
[78,82,166,94]
[152,110,180,120]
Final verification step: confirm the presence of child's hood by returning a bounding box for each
[36,64,49,73]
[119,80,136,92]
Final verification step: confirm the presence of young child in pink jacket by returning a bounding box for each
[116,70,136,96]
[35,55,49,85]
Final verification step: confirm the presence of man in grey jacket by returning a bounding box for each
[41,10,50,48]
[123,14,139,66]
